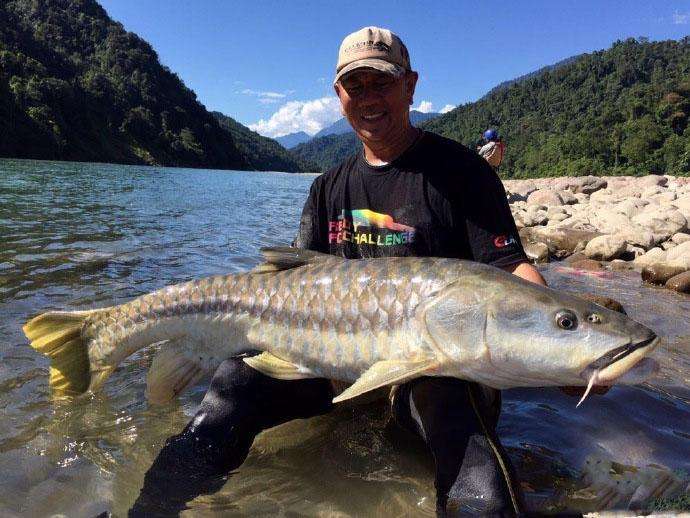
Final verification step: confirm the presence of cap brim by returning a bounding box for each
[334,59,405,84]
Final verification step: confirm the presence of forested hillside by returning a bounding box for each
[0,0,310,172]
[212,113,317,173]
[291,133,361,174]
[293,38,690,177]
[425,38,690,178]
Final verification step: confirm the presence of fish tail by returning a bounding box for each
[23,310,104,395]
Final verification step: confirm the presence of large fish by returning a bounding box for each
[23,248,659,406]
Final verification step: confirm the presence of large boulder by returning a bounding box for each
[633,247,667,268]
[631,207,687,244]
[671,193,690,221]
[666,271,690,293]
[553,176,607,194]
[529,226,600,257]
[527,189,564,207]
[665,240,690,270]
[584,235,628,261]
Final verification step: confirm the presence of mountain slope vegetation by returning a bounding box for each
[425,38,690,178]
[212,113,317,172]
[293,39,690,177]
[0,0,311,172]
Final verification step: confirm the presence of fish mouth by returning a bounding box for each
[584,335,657,374]
[576,334,659,407]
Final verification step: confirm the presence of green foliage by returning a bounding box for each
[0,0,311,172]
[296,38,690,176]
[290,133,361,173]
[423,37,690,178]
[212,112,318,173]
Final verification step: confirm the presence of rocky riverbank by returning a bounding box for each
[505,175,690,295]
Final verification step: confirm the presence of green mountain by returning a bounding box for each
[291,132,361,174]
[0,0,310,172]
[212,113,317,173]
[292,38,690,177]
[425,38,690,178]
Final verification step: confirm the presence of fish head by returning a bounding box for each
[481,279,659,388]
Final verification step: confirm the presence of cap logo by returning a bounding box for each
[344,40,391,56]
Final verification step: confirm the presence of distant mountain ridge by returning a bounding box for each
[275,131,311,149]
[0,0,311,172]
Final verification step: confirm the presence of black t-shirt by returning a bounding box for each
[294,131,526,267]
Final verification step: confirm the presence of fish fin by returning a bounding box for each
[332,359,438,404]
[243,351,317,380]
[146,343,207,405]
[253,247,333,273]
[23,309,106,395]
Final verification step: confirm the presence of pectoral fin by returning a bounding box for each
[146,342,207,405]
[243,351,317,380]
[332,359,438,404]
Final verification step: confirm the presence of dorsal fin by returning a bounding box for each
[253,247,333,273]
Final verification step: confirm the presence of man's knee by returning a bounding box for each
[192,356,334,436]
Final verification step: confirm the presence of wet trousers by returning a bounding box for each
[129,358,523,517]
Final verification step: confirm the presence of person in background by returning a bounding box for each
[478,128,506,171]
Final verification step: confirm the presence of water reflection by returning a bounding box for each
[0,159,687,516]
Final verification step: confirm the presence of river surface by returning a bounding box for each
[0,159,688,517]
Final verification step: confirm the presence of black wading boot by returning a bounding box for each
[391,377,524,518]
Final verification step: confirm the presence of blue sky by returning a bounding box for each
[98,0,690,137]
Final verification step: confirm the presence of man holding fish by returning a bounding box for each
[24,26,658,518]
[132,26,551,517]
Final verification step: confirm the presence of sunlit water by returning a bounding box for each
[0,159,688,517]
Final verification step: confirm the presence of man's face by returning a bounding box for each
[334,69,418,144]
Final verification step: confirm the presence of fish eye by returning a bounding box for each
[587,313,602,324]
[555,310,578,330]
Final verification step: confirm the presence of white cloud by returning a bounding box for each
[440,104,456,114]
[239,89,291,104]
[249,97,343,137]
[413,100,434,113]
[673,12,689,24]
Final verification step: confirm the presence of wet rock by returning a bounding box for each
[527,189,563,207]
[584,234,627,260]
[610,259,635,271]
[665,271,690,293]
[570,258,604,271]
[563,252,588,264]
[641,264,686,285]
[578,293,626,314]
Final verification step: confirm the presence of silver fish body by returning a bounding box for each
[24,248,659,403]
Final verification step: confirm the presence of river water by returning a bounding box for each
[0,159,688,517]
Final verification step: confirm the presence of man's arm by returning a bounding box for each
[504,260,547,286]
